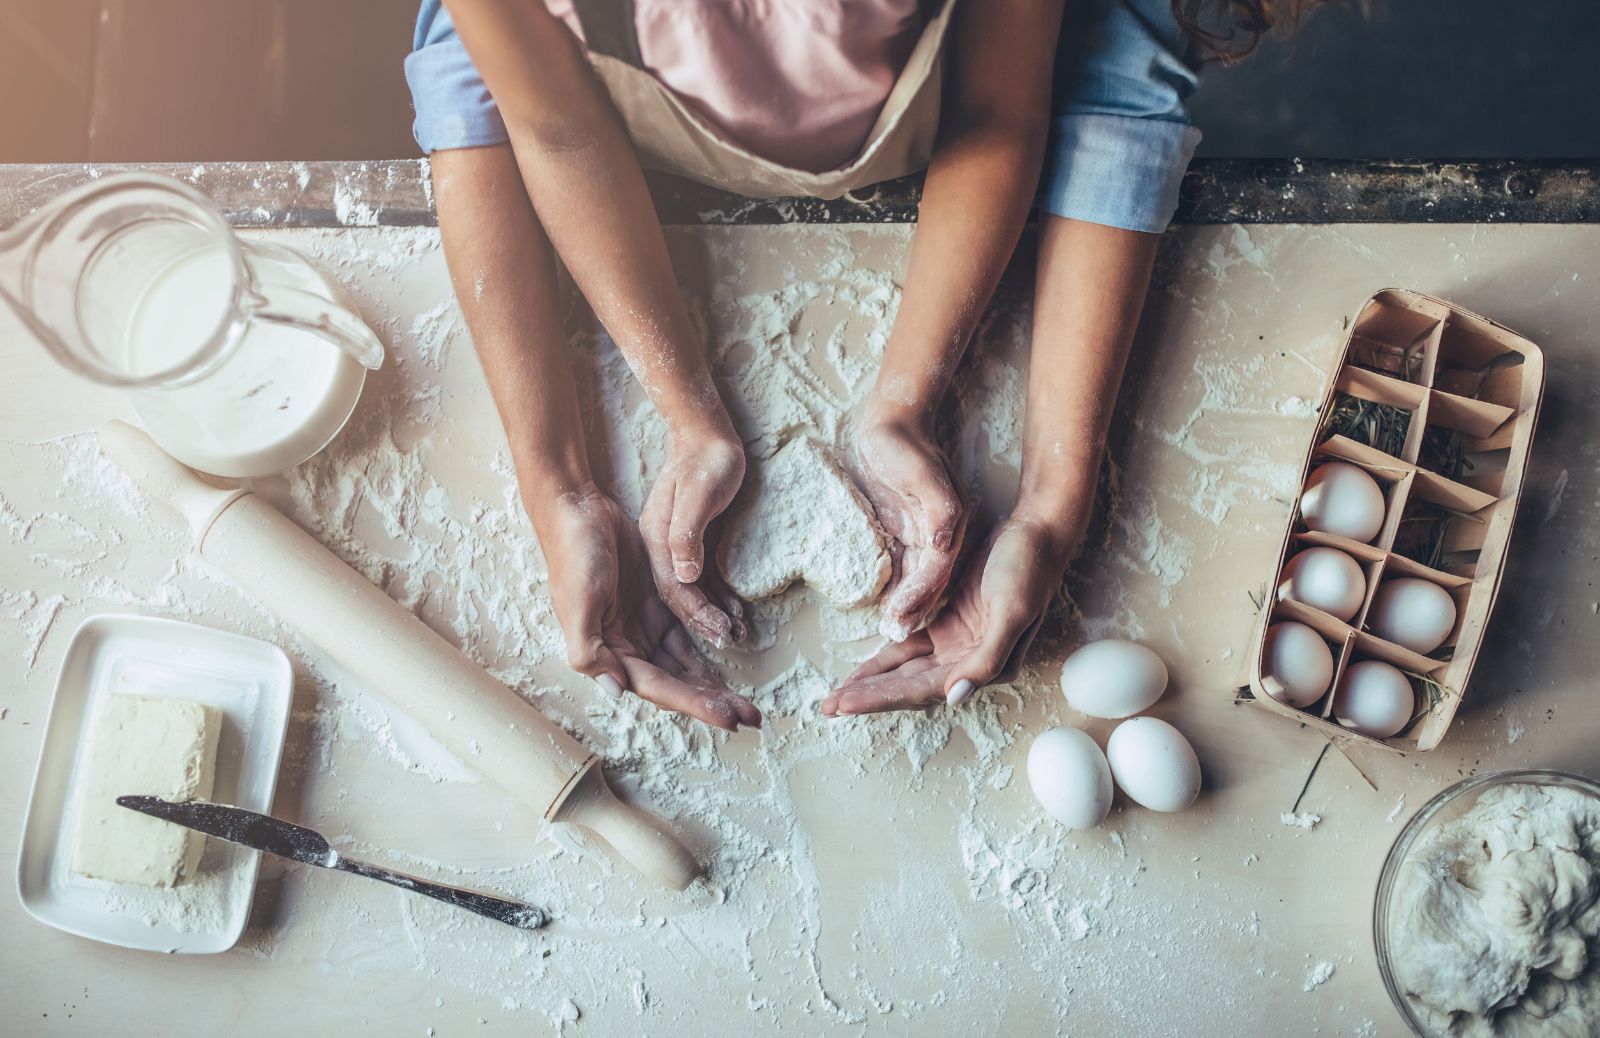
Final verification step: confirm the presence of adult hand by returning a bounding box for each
[821,516,1073,716]
[540,485,761,731]
[856,416,968,642]
[639,427,748,648]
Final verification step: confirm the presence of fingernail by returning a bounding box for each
[946,679,975,707]
[674,560,700,582]
[880,617,911,643]
[595,675,623,698]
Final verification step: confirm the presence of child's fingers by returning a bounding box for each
[554,560,630,695]
[641,499,739,647]
[729,695,763,728]
[621,657,756,731]
[903,458,965,553]
[715,586,748,643]
[880,543,957,639]
[667,466,739,583]
[564,630,630,700]
[660,625,721,684]
[660,578,736,648]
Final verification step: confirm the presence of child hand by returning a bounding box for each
[820,516,1070,716]
[855,416,968,642]
[639,427,748,648]
[540,485,761,731]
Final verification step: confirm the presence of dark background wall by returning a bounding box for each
[1,0,1594,164]
[1188,0,1600,157]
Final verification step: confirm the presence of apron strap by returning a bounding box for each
[570,0,644,69]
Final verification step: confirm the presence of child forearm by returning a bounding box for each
[431,146,594,523]
[1017,216,1160,544]
[444,0,730,444]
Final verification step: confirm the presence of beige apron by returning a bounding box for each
[573,0,956,200]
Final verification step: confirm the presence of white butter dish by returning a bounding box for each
[16,613,293,954]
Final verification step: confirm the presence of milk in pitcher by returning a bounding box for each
[120,241,368,477]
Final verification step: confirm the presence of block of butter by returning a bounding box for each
[72,693,222,887]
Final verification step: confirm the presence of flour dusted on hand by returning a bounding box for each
[718,437,890,608]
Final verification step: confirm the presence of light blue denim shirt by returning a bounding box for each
[405,0,1199,233]
[406,1,505,154]
[1041,0,1203,233]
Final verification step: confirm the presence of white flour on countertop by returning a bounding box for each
[1303,960,1336,992]
[0,223,1377,1032]
[1281,811,1322,830]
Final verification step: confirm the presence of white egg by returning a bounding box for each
[1262,621,1335,708]
[1300,462,1386,543]
[1106,717,1201,813]
[1332,660,1416,739]
[1278,547,1367,621]
[1368,578,1457,654]
[1027,727,1114,830]
[1059,639,1169,719]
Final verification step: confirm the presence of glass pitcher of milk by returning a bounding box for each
[0,173,383,477]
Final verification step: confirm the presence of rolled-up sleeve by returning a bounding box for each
[404,0,509,154]
[1040,0,1203,234]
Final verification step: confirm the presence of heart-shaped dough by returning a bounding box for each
[718,437,890,608]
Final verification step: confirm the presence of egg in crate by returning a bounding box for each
[1278,546,1367,621]
[1368,577,1457,654]
[1332,659,1416,738]
[1300,462,1387,543]
[1261,621,1335,708]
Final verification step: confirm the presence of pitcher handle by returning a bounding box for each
[252,285,385,371]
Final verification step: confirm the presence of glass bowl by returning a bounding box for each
[1373,768,1600,1036]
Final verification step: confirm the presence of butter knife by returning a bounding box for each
[117,796,548,930]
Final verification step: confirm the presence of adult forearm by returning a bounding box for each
[871,120,1047,426]
[431,146,594,529]
[869,0,1062,426]
[1016,216,1159,542]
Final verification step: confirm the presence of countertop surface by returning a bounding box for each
[1,163,1598,1036]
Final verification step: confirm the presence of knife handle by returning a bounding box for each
[334,856,548,930]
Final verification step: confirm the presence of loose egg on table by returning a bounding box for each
[1261,621,1335,708]
[1332,659,1416,739]
[1300,461,1387,543]
[1105,717,1201,813]
[1367,577,1458,654]
[1278,546,1367,621]
[1027,727,1114,830]
[1059,639,1169,719]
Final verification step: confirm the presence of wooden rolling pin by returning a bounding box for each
[99,420,700,891]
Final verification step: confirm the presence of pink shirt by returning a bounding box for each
[545,1,930,173]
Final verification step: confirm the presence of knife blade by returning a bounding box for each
[117,797,548,930]
[119,796,337,867]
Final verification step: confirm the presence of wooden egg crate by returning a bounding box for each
[1248,289,1544,752]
